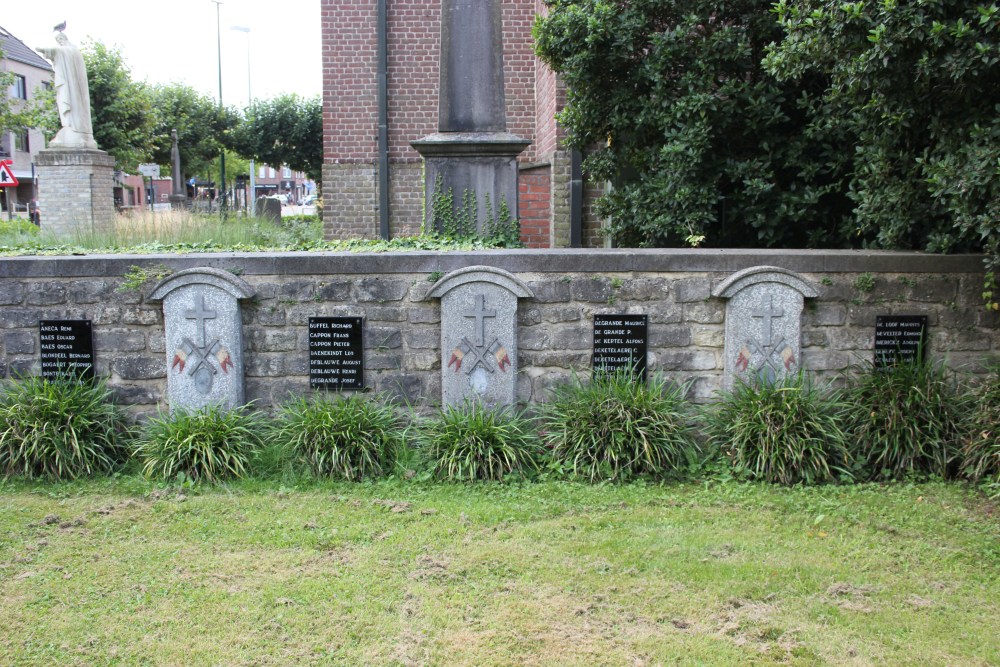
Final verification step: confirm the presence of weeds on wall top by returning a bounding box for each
[118,265,172,293]
[0,210,519,257]
[983,272,999,311]
[853,272,876,293]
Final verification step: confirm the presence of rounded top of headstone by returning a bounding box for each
[711,265,819,299]
[426,265,533,300]
[148,267,256,301]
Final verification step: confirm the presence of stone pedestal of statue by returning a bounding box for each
[36,148,116,238]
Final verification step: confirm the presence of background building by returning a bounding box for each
[253,164,313,203]
[0,25,53,218]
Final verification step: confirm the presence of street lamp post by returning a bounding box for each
[212,0,227,217]
[231,25,254,216]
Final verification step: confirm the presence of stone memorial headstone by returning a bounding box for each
[309,317,365,390]
[427,266,532,407]
[712,266,819,388]
[39,319,94,380]
[149,268,255,411]
[874,315,928,367]
[593,314,648,381]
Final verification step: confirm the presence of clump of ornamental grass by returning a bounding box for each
[0,375,129,480]
[418,400,540,482]
[961,365,1000,496]
[134,405,264,483]
[270,395,403,480]
[844,359,971,480]
[541,371,699,481]
[705,373,853,485]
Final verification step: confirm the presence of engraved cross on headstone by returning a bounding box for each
[150,267,255,412]
[751,295,783,346]
[185,294,217,346]
[712,266,819,390]
[464,294,495,347]
[429,266,532,407]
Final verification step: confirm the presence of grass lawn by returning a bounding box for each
[0,479,997,666]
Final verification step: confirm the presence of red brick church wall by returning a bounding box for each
[322,0,593,247]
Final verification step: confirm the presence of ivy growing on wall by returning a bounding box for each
[425,177,522,248]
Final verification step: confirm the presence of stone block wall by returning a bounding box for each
[0,250,994,418]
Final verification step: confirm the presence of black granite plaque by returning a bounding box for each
[874,315,928,367]
[39,319,95,380]
[309,317,364,390]
[593,314,648,381]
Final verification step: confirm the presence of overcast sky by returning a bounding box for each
[4,0,322,105]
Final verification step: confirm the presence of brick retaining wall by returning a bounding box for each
[0,250,994,417]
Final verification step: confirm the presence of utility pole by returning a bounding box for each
[213,0,227,217]
[232,25,254,216]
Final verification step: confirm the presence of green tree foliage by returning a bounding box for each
[0,54,20,132]
[0,49,56,138]
[534,0,855,249]
[147,83,238,181]
[534,0,997,273]
[765,0,1000,279]
[83,41,155,171]
[231,94,322,181]
[26,83,59,140]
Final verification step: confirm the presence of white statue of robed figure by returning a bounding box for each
[39,30,98,150]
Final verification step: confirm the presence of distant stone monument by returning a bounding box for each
[149,268,256,412]
[256,197,281,221]
[411,0,529,233]
[36,28,115,237]
[428,266,533,407]
[712,266,819,388]
[169,129,188,209]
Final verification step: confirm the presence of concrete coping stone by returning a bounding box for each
[148,267,256,302]
[426,265,533,300]
[712,265,820,299]
[0,249,985,279]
